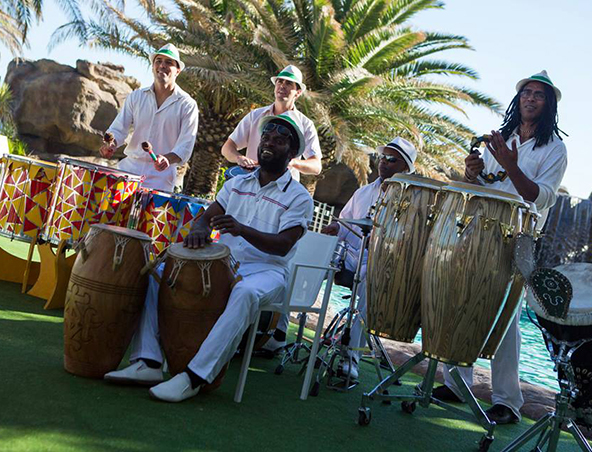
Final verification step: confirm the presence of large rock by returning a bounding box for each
[5,59,140,158]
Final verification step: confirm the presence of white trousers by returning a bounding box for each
[443,309,524,420]
[130,264,286,383]
[118,156,176,192]
[348,280,367,361]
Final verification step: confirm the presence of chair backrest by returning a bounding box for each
[309,200,335,233]
[285,231,338,309]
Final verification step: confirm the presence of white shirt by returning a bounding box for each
[478,130,567,226]
[108,85,199,191]
[216,168,314,277]
[337,178,384,274]
[228,104,322,181]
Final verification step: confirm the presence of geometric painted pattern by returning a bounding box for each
[0,155,57,242]
[43,160,143,245]
[134,190,206,255]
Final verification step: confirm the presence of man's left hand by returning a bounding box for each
[154,155,170,172]
[211,215,243,236]
[487,130,518,172]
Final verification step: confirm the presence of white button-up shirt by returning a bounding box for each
[337,177,384,274]
[216,168,314,277]
[108,84,199,191]
[228,104,322,181]
[478,130,567,226]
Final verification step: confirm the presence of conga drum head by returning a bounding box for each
[89,223,152,242]
[443,181,527,206]
[385,173,447,190]
[167,242,230,261]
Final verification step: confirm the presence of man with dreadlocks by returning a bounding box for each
[432,70,567,425]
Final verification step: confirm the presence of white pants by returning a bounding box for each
[443,310,524,420]
[130,264,286,383]
[118,156,176,192]
[348,280,367,362]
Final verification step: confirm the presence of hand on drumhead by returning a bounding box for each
[184,225,212,248]
[321,222,339,236]
[464,152,484,181]
[154,155,170,172]
[487,130,518,171]
[99,143,116,159]
[237,155,258,169]
[210,215,243,236]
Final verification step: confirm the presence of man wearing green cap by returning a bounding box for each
[221,65,322,181]
[104,114,313,403]
[100,44,199,192]
[434,70,567,425]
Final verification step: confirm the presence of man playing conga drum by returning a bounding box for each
[99,44,199,192]
[433,70,567,424]
[104,113,313,402]
[321,137,418,379]
[221,65,322,352]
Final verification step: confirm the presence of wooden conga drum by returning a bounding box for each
[480,206,540,359]
[63,224,152,377]
[158,243,238,392]
[421,181,528,366]
[366,174,446,342]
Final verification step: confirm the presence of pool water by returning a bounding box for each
[324,284,559,391]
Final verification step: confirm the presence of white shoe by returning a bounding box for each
[262,336,287,353]
[338,359,359,380]
[149,372,201,403]
[104,361,164,386]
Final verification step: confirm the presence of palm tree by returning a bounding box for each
[53,0,500,196]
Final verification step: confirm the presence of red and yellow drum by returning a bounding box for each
[0,155,57,241]
[43,158,142,245]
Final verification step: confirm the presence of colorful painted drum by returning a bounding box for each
[130,189,209,255]
[63,224,152,378]
[366,174,446,342]
[158,243,238,392]
[421,181,528,366]
[43,158,143,245]
[0,155,57,241]
[479,206,541,359]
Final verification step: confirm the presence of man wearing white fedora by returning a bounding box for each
[321,137,418,379]
[433,70,567,425]
[100,44,199,192]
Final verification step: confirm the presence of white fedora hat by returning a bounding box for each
[376,137,418,174]
[149,44,185,71]
[270,65,306,92]
[516,70,561,102]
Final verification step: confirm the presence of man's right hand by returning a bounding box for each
[99,143,117,159]
[184,224,212,249]
[321,222,339,236]
[237,155,258,169]
[464,152,485,181]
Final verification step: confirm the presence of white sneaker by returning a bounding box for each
[262,336,287,353]
[338,359,359,380]
[104,361,164,386]
[149,372,201,403]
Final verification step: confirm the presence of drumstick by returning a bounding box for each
[142,141,158,162]
[331,215,363,239]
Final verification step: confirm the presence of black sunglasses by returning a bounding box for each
[379,154,404,163]
[262,122,294,140]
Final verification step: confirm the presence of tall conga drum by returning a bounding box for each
[527,262,592,426]
[366,174,446,342]
[480,206,541,359]
[63,224,152,377]
[421,182,528,365]
[158,243,238,392]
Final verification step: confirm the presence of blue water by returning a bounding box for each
[323,284,559,391]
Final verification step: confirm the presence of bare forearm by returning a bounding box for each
[238,226,297,256]
[506,166,539,202]
[221,139,241,163]
[290,156,322,175]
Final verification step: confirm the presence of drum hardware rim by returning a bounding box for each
[367,328,416,344]
[421,350,474,368]
[385,174,448,191]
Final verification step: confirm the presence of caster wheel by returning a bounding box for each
[401,401,416,414]
[274,365,284,375]
[381,390,392,405]
[358,408,371,426]
[309,381,320,397]
[478,436,493,452]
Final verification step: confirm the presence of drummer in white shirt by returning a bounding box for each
[321,137,418,379]
[433,70,567,425]
[99,44,199,192]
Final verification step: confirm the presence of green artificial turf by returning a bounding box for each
[0,280,584,452]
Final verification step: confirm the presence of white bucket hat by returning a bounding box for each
[149,44,185,71]
[376,137,417,173]
[270,65,306,92]
[258,112,306,158]
[516,70,561,102]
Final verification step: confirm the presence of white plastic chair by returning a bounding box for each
[234,231,338,402]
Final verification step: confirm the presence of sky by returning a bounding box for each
[1,0,590,198]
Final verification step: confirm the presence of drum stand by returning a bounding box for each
[501,328,592,452]
[358,353,496,452]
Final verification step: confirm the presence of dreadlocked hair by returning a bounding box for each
[499,83,566,148]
